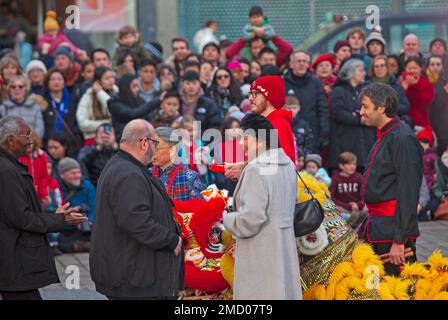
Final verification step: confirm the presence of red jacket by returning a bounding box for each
[225,35,293,68]
[401,75,435,127]
[19,149,49,201]
[266,109,296,162]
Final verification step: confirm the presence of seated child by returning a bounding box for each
[283,95,315,156]
[113,25,150,68]
[304,154,331,187]
[330,152,367,228]
[417,126,438,191]
[243,6,275,40]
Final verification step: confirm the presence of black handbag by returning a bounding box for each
[294,172,324,237]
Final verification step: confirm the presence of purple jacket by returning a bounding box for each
[423,148,438,191]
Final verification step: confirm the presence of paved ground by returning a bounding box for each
[40,220,448,300]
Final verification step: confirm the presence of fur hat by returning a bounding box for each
[249,75,286,109]
[44,11,59,33]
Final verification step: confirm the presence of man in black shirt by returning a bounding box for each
[358,83,423,276]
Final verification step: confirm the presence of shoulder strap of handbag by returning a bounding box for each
[296,171,317,201]
[52,104,76,140]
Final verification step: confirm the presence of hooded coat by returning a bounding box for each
[266,109,296,162]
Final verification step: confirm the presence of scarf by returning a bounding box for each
[371,75,391,85]
[50,88,71,132]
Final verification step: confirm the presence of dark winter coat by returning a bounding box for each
[0,147,65,292]
[284,70,329,151]
[89,150,183,298]
[328,80,376,169]
[292,116,315,156]
[180,96,221,133]
[430,73,448,155]
[107,95,159,142]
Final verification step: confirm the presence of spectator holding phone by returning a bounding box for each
[399,56,435,128]
[76,67,117,146]
[77,123,118,186]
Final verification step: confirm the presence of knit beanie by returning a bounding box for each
[250,75,286,109]
[25,60,47,76]
[58,157,80,174]
[44,11,59,33]
[333,40,351,54]
[365,31,386,47]
[305,154,322,168]
[55,45,74,61]
[144,41,163,62]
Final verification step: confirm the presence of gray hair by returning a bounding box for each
[0,116,26,145]
[120,119,154,145]
[338,58,365,81]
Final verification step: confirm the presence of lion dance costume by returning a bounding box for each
[173,176,448,300]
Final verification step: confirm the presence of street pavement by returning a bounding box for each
[40,220,448,300]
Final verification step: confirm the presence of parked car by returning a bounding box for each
[300,12,448,57]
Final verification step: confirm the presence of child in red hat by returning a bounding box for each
[417,126,438,190]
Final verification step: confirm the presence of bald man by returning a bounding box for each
[90,119,183,300]
[400,34,427,66]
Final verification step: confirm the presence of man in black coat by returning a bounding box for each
[284,50,329,153]
[90,119,183,300]
[358,83,423,276]
[0,116,87,300]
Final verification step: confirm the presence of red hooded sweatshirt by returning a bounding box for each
[266,109,296,163]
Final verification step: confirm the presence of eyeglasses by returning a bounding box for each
[373,64,387,69]
[11,85,25,90]
[248,90,261,99]
[17,133,31,140]
[217,74,230,80]
[140,137,159,148]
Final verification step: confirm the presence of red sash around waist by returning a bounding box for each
[366,200,397,217]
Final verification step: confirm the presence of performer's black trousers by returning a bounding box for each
[371,240,417,276]
[0,290,42,300]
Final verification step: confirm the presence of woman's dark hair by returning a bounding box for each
[404,56,422,68]
[91,66,114,120]
[209,67,243,105]
[44,68,66,92]
[47,132,72,158]
[77,60,94,84]
[117,73,140,107]
[158,64,175,78]
[220,116,240,138]
[117,49,140,70]
[387,54,404,77]
[240,113,276,149]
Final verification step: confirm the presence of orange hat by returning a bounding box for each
[44,11,59,33]
[250,75,286,109]
[417,126,434,147]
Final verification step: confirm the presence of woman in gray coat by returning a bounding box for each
[223,114,302,300]
[0,75,45,139]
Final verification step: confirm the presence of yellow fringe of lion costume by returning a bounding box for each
[219,172,448,300]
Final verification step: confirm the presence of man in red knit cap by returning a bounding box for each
[248,75,296,162]
[224,75,295,180]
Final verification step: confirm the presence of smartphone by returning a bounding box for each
[103,124,111,133]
